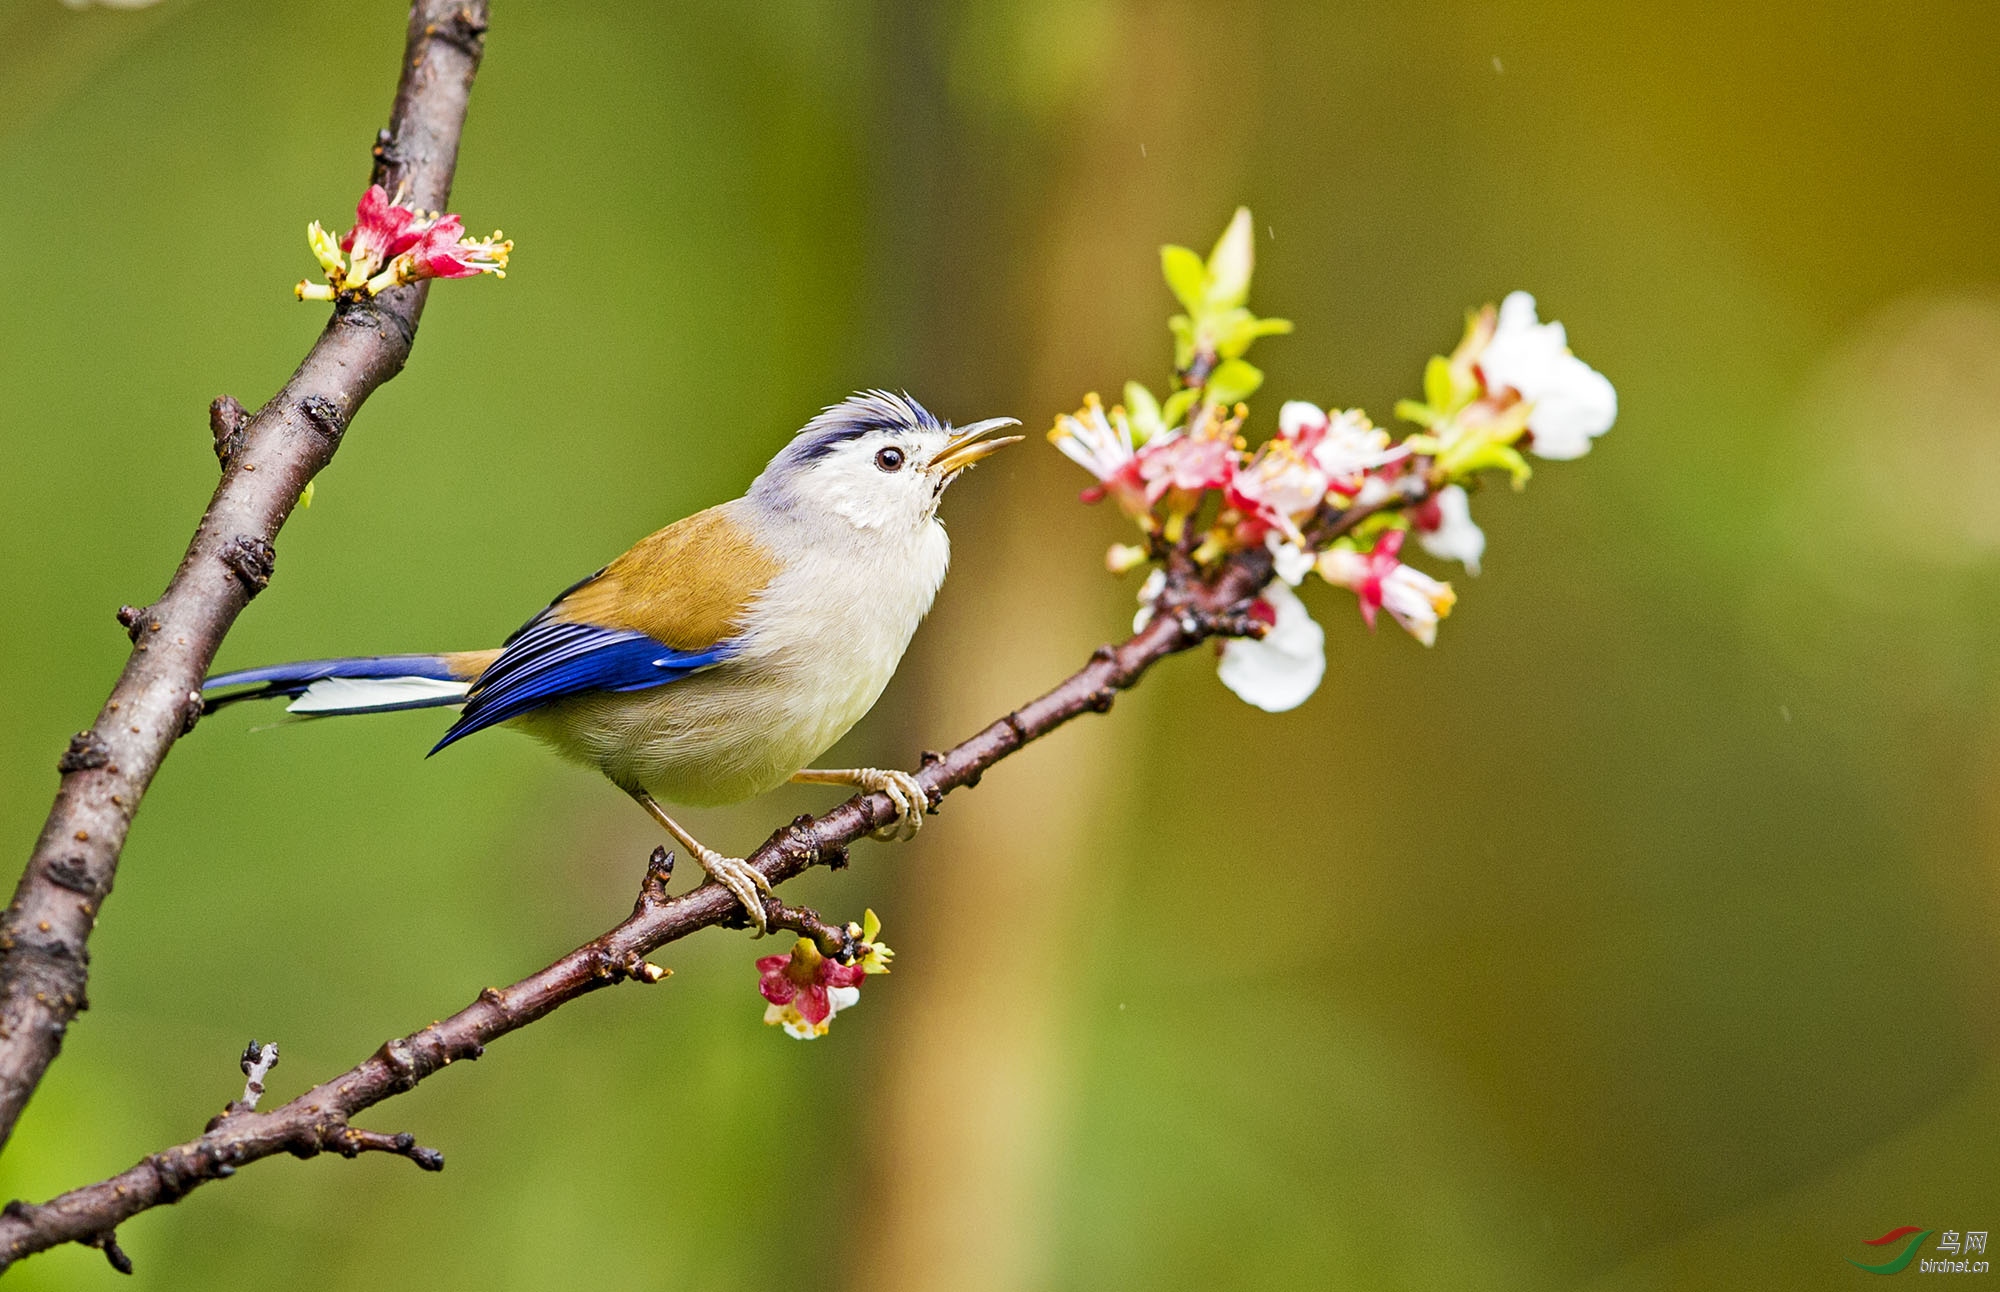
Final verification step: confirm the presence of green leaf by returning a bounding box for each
[1206,357,1264,405]
[1161,387,1199,429]
[1351,510,1410,543]
[299,480,315,509]
[1394,399,1438,427]
[1203,207,1256,311]
[1423,355,1453,411]
[1160,245,1206,314]
[1215,311,1294,360]
[1168,314,1196,368]
[1213,308,1260,359]
[1124,381,1164,443]
[1446,442,1532,487]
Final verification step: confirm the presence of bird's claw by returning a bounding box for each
[856,768,929,841]
[696,847,773,934]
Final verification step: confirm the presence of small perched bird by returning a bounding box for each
[204,392,1020,931]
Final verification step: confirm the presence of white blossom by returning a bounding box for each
[1217,581,1325,712]
[1377,563,1455,646]
[1479,291,1617,460]
[1278,400,1326,438]
[1279,401,1407,478]
[772,986,860,1040]
[1416,485,1485,575]
[1049,393,1138,481]
[1266,533,1316,586]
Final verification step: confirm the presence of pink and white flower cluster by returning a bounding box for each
[1049,396,1409,547]
[1057,288,1615,714]
[755,911,893,1040]
[297,184,512,302]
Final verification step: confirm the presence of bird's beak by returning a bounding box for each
[930,417,1024,476]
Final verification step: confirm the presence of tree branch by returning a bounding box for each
[0,458,1439,1270]
[0,10,1441,1260]
[0,1,491,1157]
[0,481,1434,1271]
[0,503,1423,1271]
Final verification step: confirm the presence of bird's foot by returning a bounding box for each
[791,766,931,841]
[623,787,775,934]
[693,847,774,934]
[851,768,929,841]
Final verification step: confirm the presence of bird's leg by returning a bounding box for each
[791,767,930,842]
[624,787,773,934]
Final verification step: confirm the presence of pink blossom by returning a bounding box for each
[1137,432,1235,503]
[1049,395,1156,516]
[1278,402,1408,490]
[758,944,865,1039]
[340,185,426,279]
[1227,437,1329,545]
[298,185,512,301]
[395,214,505,280]
[1315,529,1457,646]
[756,913,892,1039]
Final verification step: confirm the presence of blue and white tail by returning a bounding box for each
[202,653,491,718]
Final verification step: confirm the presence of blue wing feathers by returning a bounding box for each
[428,616,733,755]
[201,574,734,745]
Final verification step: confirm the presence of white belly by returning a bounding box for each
[514,649,895,805]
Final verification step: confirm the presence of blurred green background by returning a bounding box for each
[2,0,1997,1287]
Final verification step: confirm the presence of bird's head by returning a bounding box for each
[750,391,1022,534]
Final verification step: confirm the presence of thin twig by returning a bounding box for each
[0,0,491,1154]
[0,492,1417,1272]
[234,1042,279,1114]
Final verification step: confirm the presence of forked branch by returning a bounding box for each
[0,506,1443,1272]
[0,0,490,1158]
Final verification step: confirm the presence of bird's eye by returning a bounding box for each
[875,446,906,472]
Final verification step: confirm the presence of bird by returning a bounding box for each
[202,391,1021,932]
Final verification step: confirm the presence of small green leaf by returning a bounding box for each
[1161,387,1199,429]
[1124,380,1164,443]
[1423,355,1453,411]
[1203,207,1256,311]
[1215,311,1294,360]
[1351,510,1411,543]
[1206,358,1264,404]
[299,480,315,509]
[1213,309,1261,360]
[1160,245,1207,313]
[1446,441,1532,487]
[1394,400,1439,428]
